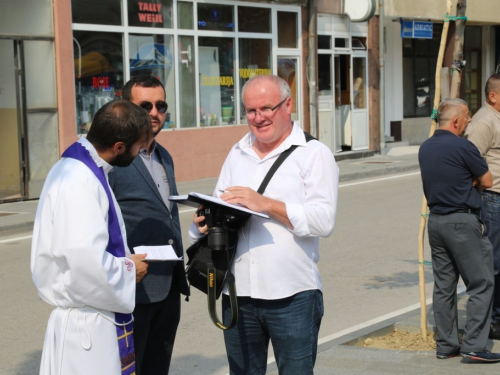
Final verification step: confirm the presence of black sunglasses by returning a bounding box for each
[139,101,168,114]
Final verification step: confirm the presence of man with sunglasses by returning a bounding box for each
[190,75,339,374]
[109,76,189,374]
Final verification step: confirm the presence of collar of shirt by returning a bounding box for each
[484,101,500,119]
[239,122,307,160]
[139,140,157,160]
[78,137,113,175]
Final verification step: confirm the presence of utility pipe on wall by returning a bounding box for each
[379,0,385,153]
[308,0,318,138]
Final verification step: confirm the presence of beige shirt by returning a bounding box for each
[465,102,500,192]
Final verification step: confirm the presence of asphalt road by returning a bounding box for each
[0,171,434,375]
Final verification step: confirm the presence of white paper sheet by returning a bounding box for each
[133,245,183,262]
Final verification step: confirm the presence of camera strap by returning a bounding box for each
[206,131,316,330]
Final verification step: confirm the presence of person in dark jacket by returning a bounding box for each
[109,76,189,374]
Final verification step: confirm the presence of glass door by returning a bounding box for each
[335,53,352,151]
[351,55,369,150]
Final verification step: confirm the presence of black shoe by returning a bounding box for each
[460,350,500,362]
[436,350,460,359]
[489,323,500,340]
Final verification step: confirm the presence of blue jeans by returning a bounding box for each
[481,191,500,322]
[222,290,323,375]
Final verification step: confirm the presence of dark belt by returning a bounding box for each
[453,208,480,216]
[484,190,500,196]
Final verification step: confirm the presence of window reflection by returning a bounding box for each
[71,0,122,25]
[277,58,298,121]
[199,37,235,126]
[238,39,271,123]
[197,4,234,32]
[129,34,176,128]
[238,7,270,33]
[352,57,366,109]
[178,36,196,128]
[73,31,123,134]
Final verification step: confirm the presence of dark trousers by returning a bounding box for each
[428,212,494,352]
[480,191,500,322]
[222,290,323,375]
[133,285,181,375]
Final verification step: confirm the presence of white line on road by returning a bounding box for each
[339,172,421,188]
[0,235,33,244]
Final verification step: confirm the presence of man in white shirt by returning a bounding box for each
[31,100,150,375]
[190,75,339,374]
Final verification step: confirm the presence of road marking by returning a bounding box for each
[0,235,33,244]
[179,207,196,214]
[339,172,421,188]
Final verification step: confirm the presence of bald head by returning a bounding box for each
[241,75,291,106]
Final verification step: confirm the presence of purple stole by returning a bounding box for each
[62,141,136,375]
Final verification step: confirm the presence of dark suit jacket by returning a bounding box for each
[109,144,189,304]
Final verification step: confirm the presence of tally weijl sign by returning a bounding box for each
[137,1,163,24]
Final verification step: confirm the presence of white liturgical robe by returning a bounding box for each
[31,138,136,375]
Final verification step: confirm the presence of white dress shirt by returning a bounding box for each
[190,123,339,300]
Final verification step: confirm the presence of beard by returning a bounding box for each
[111,146,137,167]
[151,115,165,137]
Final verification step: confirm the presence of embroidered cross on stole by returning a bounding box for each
[62,141,136,375]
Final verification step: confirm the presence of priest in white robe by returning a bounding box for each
[31,100,151,375]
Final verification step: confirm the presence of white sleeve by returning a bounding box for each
[287,145,339,237]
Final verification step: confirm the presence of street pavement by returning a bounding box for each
[3,144,500,374]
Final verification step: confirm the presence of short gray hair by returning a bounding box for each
[241,75,291,106]
[437,98,468,125]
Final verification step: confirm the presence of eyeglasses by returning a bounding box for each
[244,97,288,119]
[139,101,168,114]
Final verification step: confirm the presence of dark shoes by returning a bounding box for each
[489,323,500,340]
[460,350,500,362]
[436,350,460,359]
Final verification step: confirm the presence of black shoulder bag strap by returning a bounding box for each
[208,131,316,330]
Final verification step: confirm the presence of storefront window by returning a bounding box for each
[178,36,196,128]
[278,57,298,121]
[197,4,234,32]
[278,12,297,48]
[129,34,176,128]
[352,57,366,109]
[128,0,172,28]
[238,7,270,33]
[199,37,235,126]
[177,1,193,29]
[73,31,123,134]
[402,23,441,118]
[71,0,122,25]
[238,38,271,123]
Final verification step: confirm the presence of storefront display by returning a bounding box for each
[72,0,301,134]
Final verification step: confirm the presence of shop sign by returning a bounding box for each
[401,21,433,39]
[201,75,234,87]
[239,69,271,78]
[137,1,163,24]
[92,76,110,89]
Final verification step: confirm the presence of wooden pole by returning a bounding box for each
[450,0,467,98]
[417,0,454,342]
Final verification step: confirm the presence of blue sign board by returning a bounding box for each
[401,21,433,39]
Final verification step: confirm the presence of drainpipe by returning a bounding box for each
[379,0,386,153]
[308,0,318,138]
